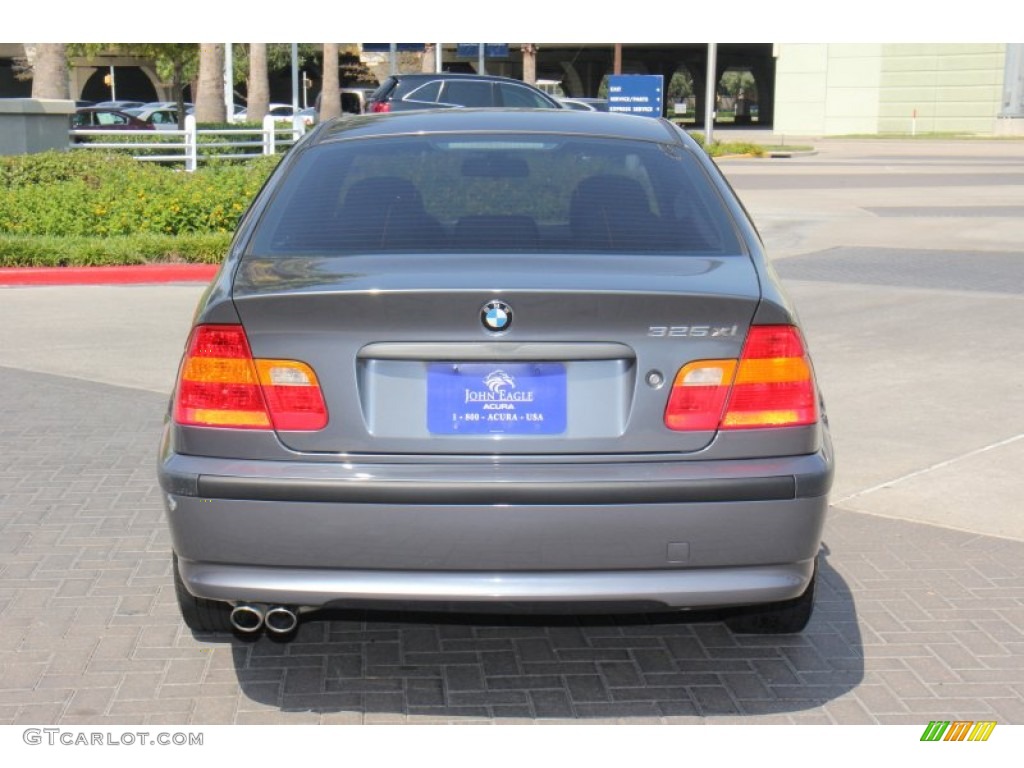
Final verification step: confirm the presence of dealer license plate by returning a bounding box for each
[427,362,567,435]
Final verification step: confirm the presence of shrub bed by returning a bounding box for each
[0,151,279,266]
[687,132,765,158]
[0,233,231,267]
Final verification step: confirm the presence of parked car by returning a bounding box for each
[366,72,563,112]
[72,107,154,131]
[234,103,300,123]
[140,101,193,113]
[161,109,833,638]
[124,106,181,130]
[93,100,146,111]
[558,97,610,112]
[313,86,376,117]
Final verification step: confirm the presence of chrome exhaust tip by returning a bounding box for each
[230,603,265,634]
[264,605,299,635]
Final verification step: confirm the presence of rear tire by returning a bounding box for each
[172,554,233,633]
[725,560,817,634]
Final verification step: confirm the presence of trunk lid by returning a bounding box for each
[231,253,760,455]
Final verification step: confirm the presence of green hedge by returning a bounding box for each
[687,132,765,158]
[0,151,280,239]
[0,151,278,265]
[0,233,232,267]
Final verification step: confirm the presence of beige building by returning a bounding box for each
[774,43,1020,136]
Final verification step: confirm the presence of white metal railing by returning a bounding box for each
[69,115,307,171]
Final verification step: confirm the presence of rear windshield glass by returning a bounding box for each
[249,134,743,256]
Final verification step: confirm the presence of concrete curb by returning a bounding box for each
[0,263,219,286]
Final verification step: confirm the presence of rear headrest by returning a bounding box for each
[569,174,657,248]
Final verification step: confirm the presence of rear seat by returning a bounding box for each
[453,215,540,250]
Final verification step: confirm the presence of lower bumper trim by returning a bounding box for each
[196,474,795,505]
[177,559,816,611]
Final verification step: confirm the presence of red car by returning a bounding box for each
[72,107,155,131]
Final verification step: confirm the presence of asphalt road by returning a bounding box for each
[719,139,1024,542]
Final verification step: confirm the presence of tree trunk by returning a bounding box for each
[521,44,536,85]
[421,44,436,73]
[195,43,227,123]
[173,60,187,130]
[247,43,270,123]
[31,43,69,100]
[321,43,341,120]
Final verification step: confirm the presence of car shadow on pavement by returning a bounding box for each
[212,543,861,720]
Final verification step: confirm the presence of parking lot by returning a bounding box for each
[0,137,1022,725]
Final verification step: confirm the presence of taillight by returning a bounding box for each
[664,361,737,431]
[371,102,390,113]
[722,326,816,429]
[173,325,328,431]
[664,325,816,431]
[254,360,328,430]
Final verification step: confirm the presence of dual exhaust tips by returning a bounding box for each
[230,604,299,635]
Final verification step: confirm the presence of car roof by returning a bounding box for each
[315,109,684,146]
[388,72,539,85]
[77,107,133,114]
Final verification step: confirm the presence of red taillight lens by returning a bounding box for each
[664,361,737,431]
[254,360,328,431]
[371,102,390,113]
[722,326,816,429]
[664,325,817,431]
[173,325,327,431]
[174,325,270,429]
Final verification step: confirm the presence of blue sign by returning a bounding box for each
[607,75,664,118]
[427,362,566,435]
[456,44,510,59]
[362,43,426,53]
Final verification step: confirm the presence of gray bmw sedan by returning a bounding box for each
[159,109,833,637]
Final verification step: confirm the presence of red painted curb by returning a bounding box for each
[0,264,219,286]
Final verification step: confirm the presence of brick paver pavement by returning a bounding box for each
[1,365,1021,725]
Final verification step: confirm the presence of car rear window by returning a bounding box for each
[439,81,494,107]
[249,134,743,256]
[404,81,443,104]
[498,83,555,108]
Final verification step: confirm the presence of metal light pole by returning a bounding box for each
[704,43,717,146]
[435,42,443,72]
[478,43,486,75]
[1002,43,1024,117]
[224,43,233,118]
[291,43,300,112]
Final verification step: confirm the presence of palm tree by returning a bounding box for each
[30,44,69,100]
[521,44,537,85]
[321,44,341,120]
[195,43,226,123]
[421,44,436,73]
[247,43,269,123]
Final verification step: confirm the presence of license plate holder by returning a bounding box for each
[427,362,567,435]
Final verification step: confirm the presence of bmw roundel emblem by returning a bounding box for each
[481,300,513,333]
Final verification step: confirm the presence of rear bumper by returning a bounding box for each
[160,447,832,610]
[177,558,817,611]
